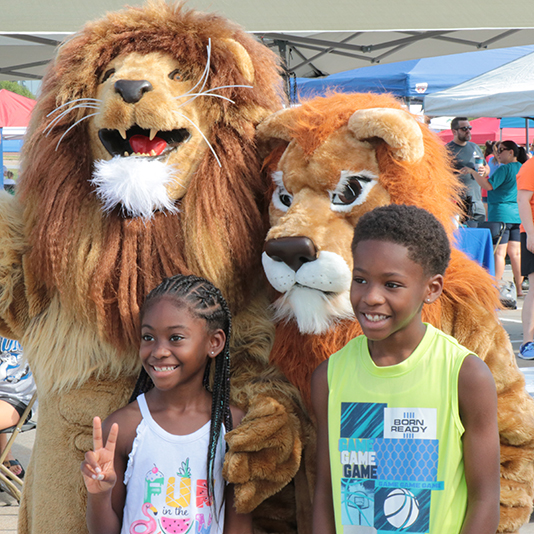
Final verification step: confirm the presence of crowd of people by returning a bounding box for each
[447,117,534,360]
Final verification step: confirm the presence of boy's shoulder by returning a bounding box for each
[331,334,367,359]
[425,324,475,356]
[328,334,368,374]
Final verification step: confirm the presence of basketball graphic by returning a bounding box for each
[383,488,420,528]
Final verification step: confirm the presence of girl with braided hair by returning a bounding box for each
[81,274,251,534]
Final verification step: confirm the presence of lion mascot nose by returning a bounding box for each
[114,79,153,103]
[264,236,318,272]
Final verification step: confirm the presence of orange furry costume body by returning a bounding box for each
[0,3,307,533]
[257,93,534,533]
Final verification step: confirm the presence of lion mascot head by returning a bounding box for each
[10,0,284,391]
[255,92,507,401]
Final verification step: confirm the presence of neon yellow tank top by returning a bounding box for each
[327,324,470,534]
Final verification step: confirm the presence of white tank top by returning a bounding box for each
[120,393,226,534]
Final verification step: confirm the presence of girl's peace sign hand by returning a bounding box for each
[81,416,119,494]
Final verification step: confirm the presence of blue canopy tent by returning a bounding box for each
[500,118,534,128]
[500,118,534,147]
[291,45,534,102]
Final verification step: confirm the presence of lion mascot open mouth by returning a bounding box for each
[0,2,310,533]
[255,92,534,534]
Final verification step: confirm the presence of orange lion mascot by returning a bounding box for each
[255,92,534,533]
[0,2,308,533]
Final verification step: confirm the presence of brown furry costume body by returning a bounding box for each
[256,93,534,533]
[0,3,306,533]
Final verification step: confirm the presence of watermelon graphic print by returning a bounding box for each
[337,402,440,533]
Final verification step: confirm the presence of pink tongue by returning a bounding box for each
[129,134,167,156]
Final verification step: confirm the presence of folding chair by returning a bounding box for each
[476,221,506,254]
[0,392,37,502]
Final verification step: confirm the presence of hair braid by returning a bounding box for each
[130,274,233,511]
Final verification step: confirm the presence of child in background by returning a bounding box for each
[81,274,252,534]
[311,204,500,534]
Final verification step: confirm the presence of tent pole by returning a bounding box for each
[526,118,530,149]
[275,40,292,103]
[0,128,4,190]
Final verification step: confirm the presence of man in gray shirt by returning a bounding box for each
[446,117,489,223]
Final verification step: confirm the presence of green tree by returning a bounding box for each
[0,81,35,99]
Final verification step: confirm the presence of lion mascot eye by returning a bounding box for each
[101,68,115,83]
[279,191,292,208]
[331,176,370,205]
[168,69,182,81]
[272,183,293,212]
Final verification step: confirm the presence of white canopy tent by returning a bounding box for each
[423,51,534,117]
[1,127,25,140]
[3,0,534,80]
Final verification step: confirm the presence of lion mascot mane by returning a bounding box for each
[0,2,308,533]
[254,92,534,533]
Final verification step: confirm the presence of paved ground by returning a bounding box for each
[1,266,534,532]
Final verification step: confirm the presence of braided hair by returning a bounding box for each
[130,274,232,508]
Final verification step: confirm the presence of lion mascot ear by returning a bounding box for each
[347,107,425,162]
[222,38,255,83]
[256,108,297,157]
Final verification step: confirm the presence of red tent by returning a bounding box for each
[437,117,532,145]
[0,89,35,127]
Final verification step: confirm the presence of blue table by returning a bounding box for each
[453,227,495,276]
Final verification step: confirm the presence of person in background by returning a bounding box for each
[474,140,527,298]
[0,337,36,479]
[447,118,489,224]
[517,157,534,359]
[484,141,494,160]
[486,142,502,177]
[482,141,501,218]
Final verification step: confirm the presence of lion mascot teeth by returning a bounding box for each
[0,2,308,532]
[256,92,534,533]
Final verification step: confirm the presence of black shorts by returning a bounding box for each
[500,223,521,245]
[0,395,30,419]
[521,232,534,277]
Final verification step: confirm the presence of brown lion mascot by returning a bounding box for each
[0,2,307,533]
[254,92,534,533]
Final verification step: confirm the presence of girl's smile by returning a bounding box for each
[151,365,178,372]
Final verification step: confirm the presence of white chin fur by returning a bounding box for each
[273,286,354,334]
[91,157,179,219]
[262,250,354,333]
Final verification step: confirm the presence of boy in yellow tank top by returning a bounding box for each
[311,204,500,534]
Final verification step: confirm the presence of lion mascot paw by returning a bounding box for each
[256,92,534,534]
